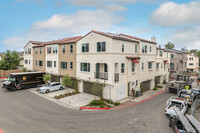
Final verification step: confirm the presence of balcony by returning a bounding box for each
[94,72,108,80]
[114,73,119,83]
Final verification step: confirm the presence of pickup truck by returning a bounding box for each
[165,97,187,117]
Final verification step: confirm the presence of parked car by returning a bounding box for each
[169,116,187,133]
[39,82,64,94]
[190,88,200,102]
[165,97,187,117]
[177,89,191,100]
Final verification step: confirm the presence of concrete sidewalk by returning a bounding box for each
[111,84,166,109]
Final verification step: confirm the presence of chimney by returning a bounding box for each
[151,35,156,42]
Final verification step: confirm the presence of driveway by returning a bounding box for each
[0,82,174,133]
[28,88,95,109]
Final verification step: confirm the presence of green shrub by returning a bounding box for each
[153,87,158,91]
[60,94,65,98]
[104,99,114,104]
[22,67,27,72]
[64,93,68,96]
[99,105,105,108]
[114,102,120,106]
[68,92,72,96]
[157,86,163,88]
[62,75,72,87]
[89,100,105,106]
[72,91,76,95]
[43,74,51,83]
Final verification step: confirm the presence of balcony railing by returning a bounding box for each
[94,72,108,80]
[114,73,119,83]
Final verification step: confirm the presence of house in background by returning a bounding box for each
[187,53,199,73]
[165,49,187,75]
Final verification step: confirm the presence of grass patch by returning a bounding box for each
[114,102,120,106]
[157,86,163,88]
[89,100,106,106]
[153,87,158,91]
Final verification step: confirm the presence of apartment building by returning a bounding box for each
[187,53,199,73]
[76,30,163,101]
[165,49,187,74]
[29,36,82,82]
[24,41,44,71]
[155,47,170,83]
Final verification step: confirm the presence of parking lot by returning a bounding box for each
[0,82,175,133]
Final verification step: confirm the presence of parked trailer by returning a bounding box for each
[2,72,45,91]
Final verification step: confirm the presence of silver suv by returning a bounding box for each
[39,82,64,94]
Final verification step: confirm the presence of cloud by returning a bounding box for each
[150,1,200,26]
[2,10,118,51]
[171,26,200,49]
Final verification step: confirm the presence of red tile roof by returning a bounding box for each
[43,36,82,45]
[126,56,141,60]
[156,47,165,50]
[79,30,139,43]
[119,33,157,44]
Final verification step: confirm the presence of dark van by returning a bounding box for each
[2,72,45,90]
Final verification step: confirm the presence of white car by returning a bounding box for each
[39,82,64,94]
[165,98,187,117]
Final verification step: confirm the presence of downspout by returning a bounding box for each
[138,42,141,91]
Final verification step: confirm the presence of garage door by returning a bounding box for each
[115,85,126,101]
[83,81,102,96]
[155,76,161,84]
[51,75,60,82]
[142,80,151,92]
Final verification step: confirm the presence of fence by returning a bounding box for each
[0,69,22,78]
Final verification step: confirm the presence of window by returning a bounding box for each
[159,51,163,57]
[70,62,73,69]
[82,43,89,53]
[70,45,73,53]
[142,62,144,70]
[156,50,158,55]
[47,61,52,67]
[189,63,194,66]
[25,60,28,64]
[97,42,106,52]
[29,60,30,64]
[142,45,147,53]
[150,46,151,52]
[54,61,56,67]
[53,46,57,53]
[161,63,163,68]
[25,49,28,54]
[80,63,90,72]
[135,44,137,53]
[60,62,67,69]
[170,63,174,70]
[28,48,31,54]
[121,63,125,73]
[171,54,174,59]
[148,62,153,69]
[156,63,159,69]
[62,45,65,53]
[47,47,51,54]
[35,60,37,66]
[122,43,124,52]
[104,64,108,72]
[35,48,38,54]
[132,62,135,72]
[40,48,42,54]
[39,60,43,66]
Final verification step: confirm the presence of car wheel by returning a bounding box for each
[34,84,37,88]
[60,87,63,90]
[46,89,50,93]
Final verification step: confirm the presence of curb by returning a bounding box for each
[80,107,110,110]
[111,89,167,110]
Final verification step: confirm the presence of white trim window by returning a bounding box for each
[82,43,89,53]
[132,62,135,72]
[148,62,153,69]
[25,60,28,64]
[70,62,73,69]
[35,48,38,54]
[142,62,144,70]
[142,45,147,53]
[80,63,90,72]
[121,63,125,73]
[159,50,163,57]
[39,60,43,66]
[156,63,159,69]
[70,45,73,53]
[35,60,37,66]
[29,60,31,64]
[122,43,124,52]
[53,46,58,54]
[40,48,42,54]
[47,61,52,67]
[47,47,51,54]
[62,45,65,53]
[60,62,67,69]
[97,42,106,52]
[54,61,56,67]
[135,44,137,53]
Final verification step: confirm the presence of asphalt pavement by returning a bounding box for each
[0,83,175,133]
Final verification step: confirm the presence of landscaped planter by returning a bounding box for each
[80,106,110,110]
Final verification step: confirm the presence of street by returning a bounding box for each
[0,82,174,133]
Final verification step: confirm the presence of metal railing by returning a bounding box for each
[94,72,108,80]
[114,73,119,83]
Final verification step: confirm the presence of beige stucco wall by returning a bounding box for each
[24,42,35,71]
[187,54,199,72]
[59,43,76,78]
[33,46,45,72]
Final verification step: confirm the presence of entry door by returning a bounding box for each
[128,82,131,96]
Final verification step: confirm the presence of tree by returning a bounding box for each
[22,67,27,72]
[190,49,198,54]
[91,82,104,100]
[0,50,20,70]
[180,47,188,52]
[43,74,51,83]
[165,42,175,49]
[62,75,72,88]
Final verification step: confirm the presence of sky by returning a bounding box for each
[0,0,200,52]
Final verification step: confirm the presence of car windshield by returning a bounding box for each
[7,77,15,82]
[44,83,51,87]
